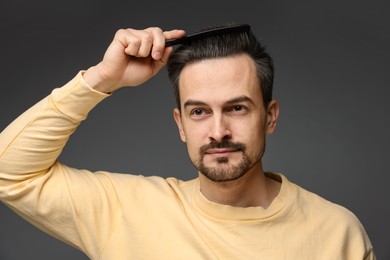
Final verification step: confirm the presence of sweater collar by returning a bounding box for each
[192,173,293,221]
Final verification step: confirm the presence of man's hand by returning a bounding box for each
[83,27,186,93]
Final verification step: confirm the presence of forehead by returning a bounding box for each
[179,54,261,106]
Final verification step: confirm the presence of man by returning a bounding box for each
[0,24,375,259]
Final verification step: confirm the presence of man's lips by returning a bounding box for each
[199,140,246,157]
[205,148,241,156]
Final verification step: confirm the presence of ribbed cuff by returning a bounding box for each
[51,71,110,122]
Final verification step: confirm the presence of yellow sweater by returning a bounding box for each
[0,72,375,259]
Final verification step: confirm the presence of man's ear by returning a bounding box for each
[266,100,280,134]
[173,108,187,142]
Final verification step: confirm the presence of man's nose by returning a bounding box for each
[208,115,232,142]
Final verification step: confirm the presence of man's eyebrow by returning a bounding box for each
[183,96,255,109]
[225,96,255,106]
[183,100,209,109]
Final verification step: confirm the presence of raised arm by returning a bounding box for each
[0,27,185,257]
[0,26,185,192]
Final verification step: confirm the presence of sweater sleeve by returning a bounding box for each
[0,72,120,257]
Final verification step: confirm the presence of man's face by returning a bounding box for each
[173,54,279,182]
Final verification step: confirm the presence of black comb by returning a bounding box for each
[165,24,250,47]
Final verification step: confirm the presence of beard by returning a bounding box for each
[193,139,256,183]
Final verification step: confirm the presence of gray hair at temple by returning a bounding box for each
[166,23,274,111]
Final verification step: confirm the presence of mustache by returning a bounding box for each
[199,140,246,155]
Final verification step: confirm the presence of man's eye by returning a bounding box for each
[191,109,206,116]
[233,105,244,111]
[229,105,247,113]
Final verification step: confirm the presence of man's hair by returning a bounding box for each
[167,24,274,110]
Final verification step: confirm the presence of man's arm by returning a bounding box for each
[0,27,185,256]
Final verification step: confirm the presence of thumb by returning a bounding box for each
[153,46,173,72]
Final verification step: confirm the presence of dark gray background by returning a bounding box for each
[0,0,388,259]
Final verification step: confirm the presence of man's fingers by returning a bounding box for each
[163,29,186,42]
[149,28,186,60]
[153,29,186,68]
[143,27,164,60]
[117,28,157,58]
[115,27,185,60]
[136,32,154,57]
[114,29,142,57]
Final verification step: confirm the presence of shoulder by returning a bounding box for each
[98,171,196,201]
[281,174,374,256]
[97,171,181,192]
[286,176,362,228]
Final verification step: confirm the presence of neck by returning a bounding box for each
[198,163,281,208]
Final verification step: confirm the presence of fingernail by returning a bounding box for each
[152,51,161,60]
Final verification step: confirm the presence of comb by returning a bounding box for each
[165,24,250,47]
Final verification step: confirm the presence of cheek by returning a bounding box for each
[183,119,211,142]
[182,123,207,159]
[235,115,264,136]
[235,118,266,153]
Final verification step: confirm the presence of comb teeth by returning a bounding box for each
[165,24,250,47]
